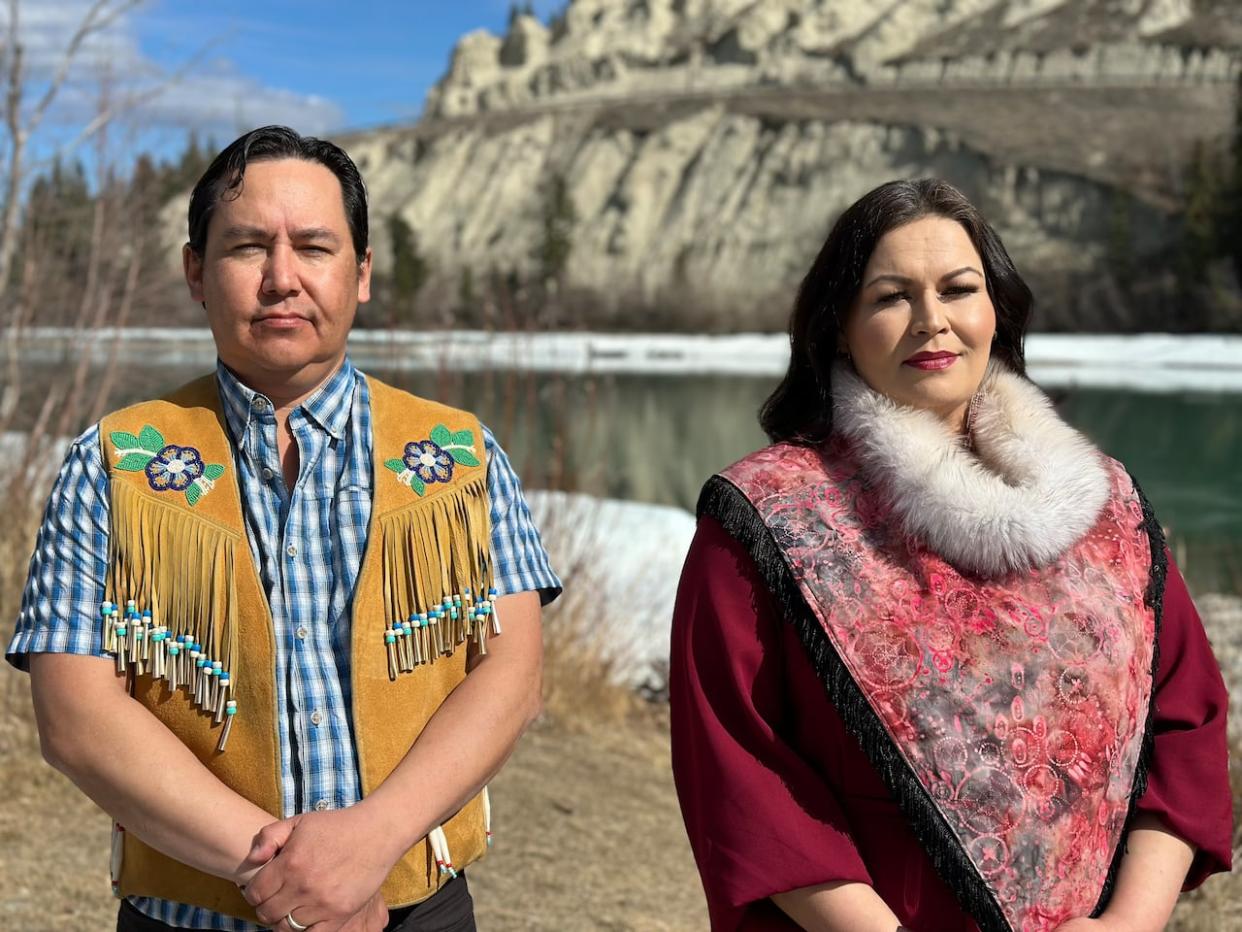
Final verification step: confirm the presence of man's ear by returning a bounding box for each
[183,243,205,304]
[357,246,373,304]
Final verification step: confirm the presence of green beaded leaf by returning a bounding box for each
[449,449,480,467]
[450,429,475,447]
[138,425,165,453]
[430,424,452,447]
[115,452,155,471]
[203,463,225,481]
[185,483,202,507]
[409,474,426,496]
[384,458,405,474]
[109,430,140,450]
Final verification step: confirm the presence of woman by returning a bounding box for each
[669,179,1231,932]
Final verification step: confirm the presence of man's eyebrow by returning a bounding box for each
[292,227,342,243]
[219,225,272,241]
[217,226,342,244]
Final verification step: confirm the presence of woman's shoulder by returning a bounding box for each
[705,438,853,504]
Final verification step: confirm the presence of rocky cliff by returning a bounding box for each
[342,0,1242,329]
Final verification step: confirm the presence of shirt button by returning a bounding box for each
[286,544,298,557]
[295,626,308,639]
[314,798,330,811]
[251,396,268,410]
[310,710,323,726]
[261,467,274,481]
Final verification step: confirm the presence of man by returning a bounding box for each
[7,125,560,932]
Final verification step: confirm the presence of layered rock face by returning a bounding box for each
[345,0,1241,328]
[424,0,1238,118]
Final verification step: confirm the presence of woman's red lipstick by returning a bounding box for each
[903,351,959,371]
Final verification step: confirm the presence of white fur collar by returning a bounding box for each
[830,360,1111,577]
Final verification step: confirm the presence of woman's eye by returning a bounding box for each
[942,286,978,298]
[876,291,908,306]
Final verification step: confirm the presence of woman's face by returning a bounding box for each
[842,215,996,431]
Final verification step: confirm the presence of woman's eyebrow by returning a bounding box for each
[942,265,983,281]
[863,273,912,289]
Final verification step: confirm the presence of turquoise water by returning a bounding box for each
[20,363,1242,595]
[376,369,1242,595]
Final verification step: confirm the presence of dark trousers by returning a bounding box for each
[117,875,476,932]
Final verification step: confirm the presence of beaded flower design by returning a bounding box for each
[110,426,226,506]
[385,425,480,496]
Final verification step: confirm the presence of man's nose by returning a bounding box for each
[261,245,300,296]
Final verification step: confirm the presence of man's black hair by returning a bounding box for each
[186,125,368,262]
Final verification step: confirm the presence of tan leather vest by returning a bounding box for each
[99,373,497,921]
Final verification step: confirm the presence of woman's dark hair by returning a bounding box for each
[186,125,369,262]
[759,178,1032,444]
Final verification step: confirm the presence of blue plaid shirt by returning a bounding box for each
[6,359,561,930]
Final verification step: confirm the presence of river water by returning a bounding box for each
[11,358,1242,595]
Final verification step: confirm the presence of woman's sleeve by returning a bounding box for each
[1133,552,1233,889]
[669,514,871,913]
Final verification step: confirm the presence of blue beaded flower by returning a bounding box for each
[145,444,205,492]
[403,440,455,485]
[384,425,480,497]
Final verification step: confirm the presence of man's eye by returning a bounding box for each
[300,245,330,254]
[233,244,264,254]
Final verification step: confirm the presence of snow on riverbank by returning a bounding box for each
[10,328,1242,392]
[0,453,1235,704]
[526,490,696,688]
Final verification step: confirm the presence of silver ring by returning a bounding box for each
[286,911,309,931]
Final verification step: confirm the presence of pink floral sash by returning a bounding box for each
[707,438,1161,932]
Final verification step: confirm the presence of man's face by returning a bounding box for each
[184,158,372,387]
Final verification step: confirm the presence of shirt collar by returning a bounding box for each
[216,358,357,450]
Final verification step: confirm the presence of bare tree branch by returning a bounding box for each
[44,34,223,166]
[25,0,144,139]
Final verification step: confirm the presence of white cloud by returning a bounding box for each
[139,64,343,136]
[2,1,343,146]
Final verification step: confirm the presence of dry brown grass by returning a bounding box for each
[0,482,708,931]
[0,477,1236,930]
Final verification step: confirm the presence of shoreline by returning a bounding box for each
[7,328,1242,392]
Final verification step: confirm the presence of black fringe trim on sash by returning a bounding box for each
[1090,473,1167,917]
[697,475,1012,932]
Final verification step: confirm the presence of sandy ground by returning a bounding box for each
[1,659,1237,931]
[0,664,707,931]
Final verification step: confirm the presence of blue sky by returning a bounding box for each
[20,1,562,165]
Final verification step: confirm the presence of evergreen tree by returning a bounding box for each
[1177,141,1223,288]
[1228,69,1242,284]
[1105,188,1134,284]
[458,266,476,314]
[387,213,429,326]
[534,172,576,290]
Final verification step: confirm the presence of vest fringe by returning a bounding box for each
[379,474,495,668]
[1090,473,1167,917]
[110,823,125,898]
[697,474,1013,932]
[107,480,240,706]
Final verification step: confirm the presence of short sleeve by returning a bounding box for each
[669,515,871,923]
[1133,552,1233,889]
[482,424,562,605]
[6,426,112,671]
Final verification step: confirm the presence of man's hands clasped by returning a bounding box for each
[239,804,408,932]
